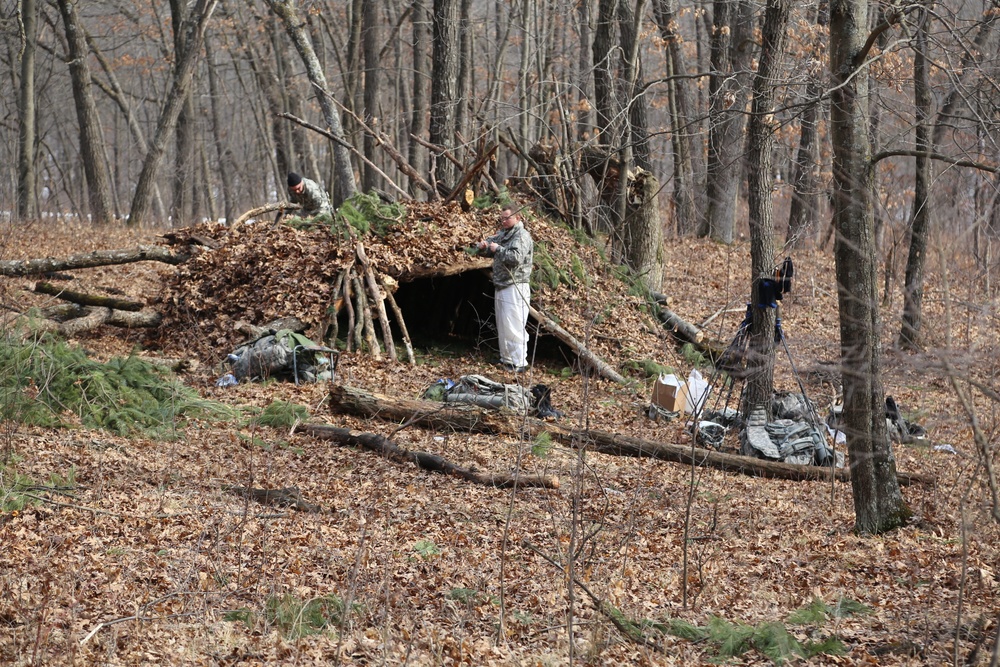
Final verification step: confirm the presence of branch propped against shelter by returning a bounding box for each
[528,305,629,385]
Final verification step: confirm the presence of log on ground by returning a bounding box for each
[0,246,189,276]
[327,385,936,487]
[34,281,145,311]
[297,423,559,490]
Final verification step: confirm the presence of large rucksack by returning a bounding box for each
[229,329,330,383]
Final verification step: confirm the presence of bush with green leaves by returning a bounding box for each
[0,335,232,438]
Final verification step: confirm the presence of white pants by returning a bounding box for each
[495,282,530,367]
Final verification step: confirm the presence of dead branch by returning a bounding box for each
[278,111,412,201]
[297,423,559,489]
[528,305,629,385]
[658,305,704,344]
[234,202,300,226]
[356,242,397,362]
[445,142,498,204]
[382,277,415,365]
[352,273,381,360]
[0,246,189,277]
[34,281,144,311]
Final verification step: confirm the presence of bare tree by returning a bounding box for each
[742,0,790,417]
[362,0,380,191]
[169,0,197,224]
[829,0,909,533]
[409,0,429,194]
[785,3,828,249]
[429,0,460,189]
[702,0,754,244]
[57,0,115,224]
[128,0,219,226]
[16,0,37,220]
[266,0,357,203]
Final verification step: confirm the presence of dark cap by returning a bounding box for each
[287,172,302,187]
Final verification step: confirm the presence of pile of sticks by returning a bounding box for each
[321,241,414,365]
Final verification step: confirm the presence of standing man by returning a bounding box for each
[287,172,332,218]
[478,206,534,372]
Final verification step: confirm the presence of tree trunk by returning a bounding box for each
[362,0,381,192]
[86,29,167,221]
[455,0,473,148]
[702,0,753,243]
[897,9,997,348]
[0,246,189,277]
[898,10,931,350]
[409,0,429,194]
[205,39,236,224]
[170,0,196,225]
[245,32,291,184]
[57,0,115,225]
[653,0,697,233]
[593,0,616,139]
[829,0,909,534]
[128,0,219,227]
[299,424,560,490]
[17,0,37,221]
[785,79,821,248]
[266,0,357,204]
[618,0,651,171]
[622,170,663,292]
[429,0,460,189]
[742,0,790,417]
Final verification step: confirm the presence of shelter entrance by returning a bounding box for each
[333,269,573,365]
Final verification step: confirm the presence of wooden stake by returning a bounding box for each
[382,278,415,365]
[356,243,397,362]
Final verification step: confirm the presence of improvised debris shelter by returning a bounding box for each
[154,200,667,378]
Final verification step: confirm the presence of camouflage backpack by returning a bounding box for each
[229,329,329,383]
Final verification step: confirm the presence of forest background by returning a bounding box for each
[1,0,1000,664]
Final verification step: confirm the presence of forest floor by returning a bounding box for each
[1,215,998,666]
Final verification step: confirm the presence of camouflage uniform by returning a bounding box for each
[290,177,332,217]
[482,221,533,369]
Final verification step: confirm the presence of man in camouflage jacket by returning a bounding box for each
[478,206,534,372]
[287,171,332,217]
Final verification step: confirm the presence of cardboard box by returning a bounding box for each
[652,374,688,413]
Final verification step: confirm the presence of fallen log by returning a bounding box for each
[658,305,703,344]
[528,306,629,385]
[297,423,559,490]
[328,385,512,432]
[0,246,189,277]
[327,385,936,487]
[34,281,144,312]
[25,306,161,336]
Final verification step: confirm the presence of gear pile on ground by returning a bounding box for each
[153,200,668,373]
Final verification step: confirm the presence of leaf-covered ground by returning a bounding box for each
[1,214,998,666]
